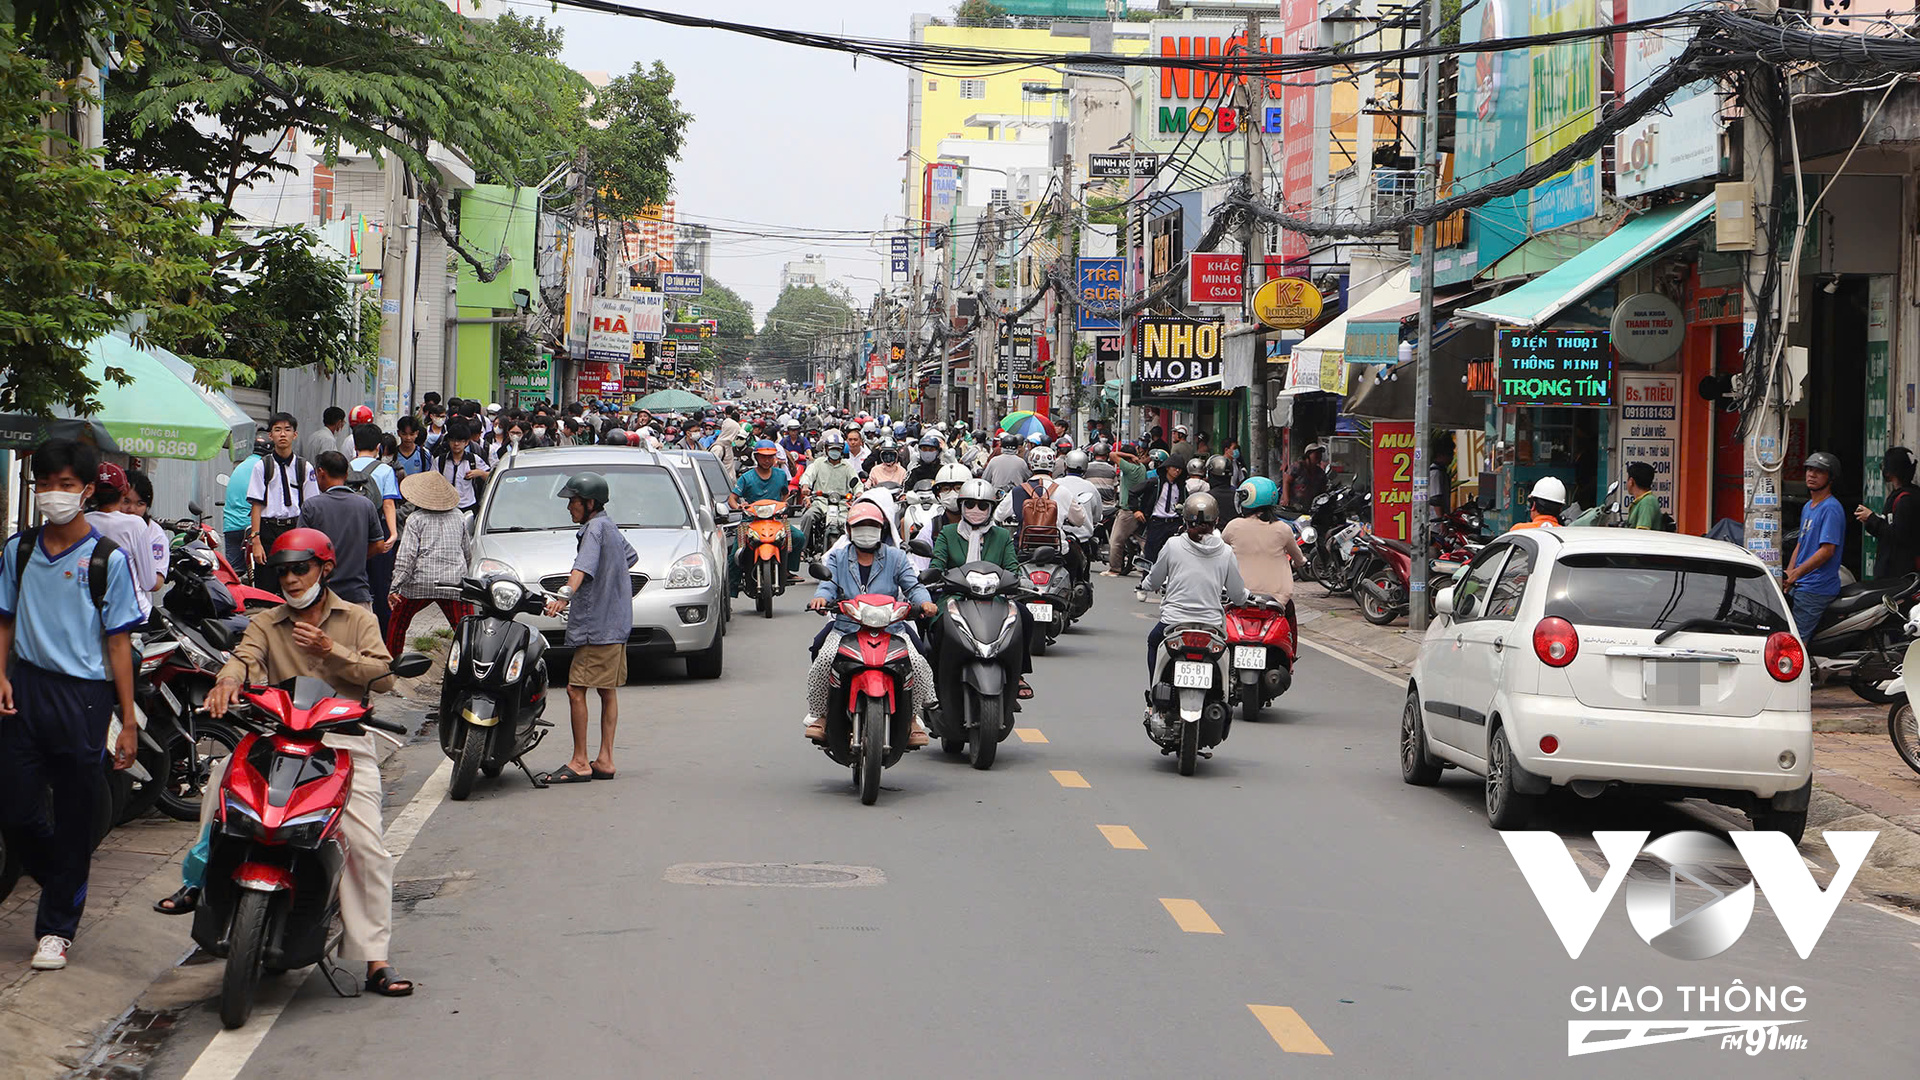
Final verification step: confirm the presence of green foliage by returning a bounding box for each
[0,36,228,417]
[757,286,855,362]
[954,0,1010,26]
[498,323,543,377]
[1440,0,1462,46]
[204,227,373,378]
[581,62,692,220]
[690,280,755,367]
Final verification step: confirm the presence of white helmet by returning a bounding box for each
[1028,447,1057,475]
[1529,476,1569,504]
[934,463,972,487]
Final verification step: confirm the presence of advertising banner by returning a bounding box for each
[1620,372,1680,515]
[630,292,666,342]
[503,356,555,408]
[1136,317,1226,394]
[662,272,703,296]
[1617,0,1720,197]
[1186,253,1245,305]
[587,297,636,365]
[1496,328,1614,406]
[1525,0,1602,231]
[1077,257,1124,331]
[866,355,888,393]
[995,325,1045,397]
[1448,0,1530,288]
[1371,421,1416,542]
[1279,0,1320,265]
[576,361,623,401]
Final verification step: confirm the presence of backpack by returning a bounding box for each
[346,457,393,538]
[13,528,120,613]
[259,455,309,513]
[1018,479,1062,548]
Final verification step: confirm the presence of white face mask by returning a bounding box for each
[849,525,883,551]
[963,507,991,527]
[938,491,961,513]
[35,490,85,525]
[284,580,323,610]
[533,427,546,438]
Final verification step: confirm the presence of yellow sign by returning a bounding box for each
[1253,277,1324,330]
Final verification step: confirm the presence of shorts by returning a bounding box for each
[568,642,628,688]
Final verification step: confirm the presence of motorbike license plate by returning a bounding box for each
[1029,602,1054,622]
[1173,661,1212,688]
[1233,646,1266,670]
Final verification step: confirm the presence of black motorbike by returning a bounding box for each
[1302,485,1371,593]
[926,561,1025,770]
[139,529,251,823]
[1017,545,1075,655]
[441,574,554,799]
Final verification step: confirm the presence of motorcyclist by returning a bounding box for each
[1512,476,1568,530]
[1037,449,1101,588]
[997,448,1091,569]
[799,435,861,552]
[1205,455,1239,524]
[913,463,975,549]
[928,477,1035,702]
[804,502,936,748]
[1142,493,1248,683]
[1131,454,1189,584]
[906,434,947,488]
[1185,457,1210,495]
[1222,477,1306,622]
[981,432,1031,492]
[730,439,806,586]
[866,443,908,487]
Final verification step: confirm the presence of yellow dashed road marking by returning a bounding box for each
[1097,824,1146,850]
[1013,728,1048,743]
[1159,898,1222,934]
[1248,1005,1332,1055]
[1050,770,1090,788]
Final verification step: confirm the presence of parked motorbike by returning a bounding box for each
[926,561,1024,769]
[1882,604,1920,776]
[807,564,921,805]
[441,575,553,800]
[738,498,795,618]
[1225,595,1297,720]
[1017,545,1075,655]
[1303,485,1371,593]
[1146,622,1232,775]
[193,654,430,1029]
[1799,572,1920,704]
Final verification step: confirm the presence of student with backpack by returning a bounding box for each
[349,425,402,632]
[299,452,383,608]
[0,439,146,971]
[247,413,321,587]
[432,419,490,512]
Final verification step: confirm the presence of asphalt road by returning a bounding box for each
[147,574,1920,1078]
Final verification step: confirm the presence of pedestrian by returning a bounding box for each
[83,463,165,620]
[115,468,171,615]
[1855,447,1920,580]
[304,406,349,461]
[349,425,402,631]
[539,473,638,784]
[385,471,474,657]
[224,435,269,573]
[248,413,320,587]
[1786,451,1847,639]
[1104,442,1148,576]
[1288,442,1329,508]
[1623,461,1664,529]
[0,439,145,971]
[432,419,490,512]
[299,451,381,608]
[1169,424,1194,464]
[391,416,431,477]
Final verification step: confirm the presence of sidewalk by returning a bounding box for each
[1291,586,1920,827]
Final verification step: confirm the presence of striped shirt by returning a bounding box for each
[390,509,470,600]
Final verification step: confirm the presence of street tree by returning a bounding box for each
[691,280,756,367]
[757,286,855,364]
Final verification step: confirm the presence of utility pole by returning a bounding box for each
[1002,198,1020,421]
[1409,0,1441,632]
[1741,49,1783,578]
[975,204,998,433]
[376,162,411,427]
[1058,148,1077,440]
[1241,11,1269,480]
[938,220,956,422]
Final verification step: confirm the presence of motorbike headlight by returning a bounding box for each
[276,807,339,848]
[667,553,710,589]
[963,570,999,598]
[447,638,463,674]
[489,579,526,612]
[191,547,219,571]
[504,649,525,683]
[221,794,264,838]
[1300,526,1318,545]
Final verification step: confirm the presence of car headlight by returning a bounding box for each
[447,638,462,674]
[503,649,525,683]
[666,553,710,589]
[489,579,526,612]
[477,557,516,578]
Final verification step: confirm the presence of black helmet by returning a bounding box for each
[558,472,611,506]
[602,427,629,446]
[1180,492,1221,527]
[1000,432,1021,449]
[1884,447,1915,483]
[1804,451,1842,480]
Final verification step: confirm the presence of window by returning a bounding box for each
[926,79,939,91]
[1451,545,1508,622]
[1542,553,1790,634]
[483,465,691,533]
[1484,543,1535,621]
[959,79,986,100]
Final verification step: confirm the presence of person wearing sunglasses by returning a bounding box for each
[927,479,1035,702]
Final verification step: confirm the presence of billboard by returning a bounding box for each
[1136,317,1226,391]
[1616,0,1721,196]
[1525,0,1603,231]
[1446,0,1533,288]
[587,297,636,365]
[1278,0,1320,266]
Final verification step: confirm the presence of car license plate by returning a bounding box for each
[1644,660,1705,706]
[1173,661,1212,688]
[1233,645,1266,670]
[1029,603,1054,622]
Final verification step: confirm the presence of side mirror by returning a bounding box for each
[1434,587,1456,617]
[215,473,231,487]
[905,538,933,558]
[808,561,831,581]
[187,499,205,518]
[390,652,433,679]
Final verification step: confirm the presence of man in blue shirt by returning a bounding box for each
[0,440,144,971]
[540,473,638,784]
[224,435,269,573]
[729,440,804,590]
[1786,451,1847,639]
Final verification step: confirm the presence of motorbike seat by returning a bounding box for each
[1816,573,1918,625]
[1375,536,1415,557]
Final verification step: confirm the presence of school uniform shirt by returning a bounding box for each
[433,445,486,510]
[83,511,163,618]
[248,452,321,521]
[0,529,145,680]
[391,444,432,478]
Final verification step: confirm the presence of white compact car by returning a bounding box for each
[1400,527,1812,839]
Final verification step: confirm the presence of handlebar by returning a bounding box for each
[363,717,410,735]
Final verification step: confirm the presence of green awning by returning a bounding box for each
[1456,197,1713,328]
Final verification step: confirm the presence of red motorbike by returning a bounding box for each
[1225,594,1298,721]
[1352,529,1473,626]
[164,519,282,611]
[192,656,428,1029]
[811,587,920,805]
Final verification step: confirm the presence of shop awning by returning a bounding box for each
[1344,295,1476,366]
[1455,197,1713,328]
[1290,268,1413,372]
[52,335,256,461]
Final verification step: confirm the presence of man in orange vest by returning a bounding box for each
[1511,476,1568,531]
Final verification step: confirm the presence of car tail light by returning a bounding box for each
[1539,735,1559,754]
[1532,617,1579,667]
[1764,632,1804,682]
[1028,570,1052,586]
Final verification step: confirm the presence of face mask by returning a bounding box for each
[35,490,84,525]
[285,580,323,610]
[533,427,546,438]
[849,525,883,550]
[920,450,937,463]
[963,507,992,527]
[827,448,844,461]
[509,435,521,446]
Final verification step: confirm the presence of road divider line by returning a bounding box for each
[1014,728,1048,743]
[1159,898,1223,934]
[1050,770,1090,788]
[1096,824,1146,850]
[1299,636,1403,687]
[1248,1005,1333,1055]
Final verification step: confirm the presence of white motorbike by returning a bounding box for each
[1882,603,1920,776]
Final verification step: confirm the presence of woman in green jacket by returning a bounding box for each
[928,479,1034,698]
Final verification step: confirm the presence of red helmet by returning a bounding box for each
[625,431,641,447]
[266,527,336,567]
[349,405,374,426]
[95,462,128,496]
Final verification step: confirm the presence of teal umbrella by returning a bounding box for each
[56,335,255,461]
[635,388,712,412]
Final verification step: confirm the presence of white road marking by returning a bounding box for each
[1298,637,1404,687]
[180,759,452,1080]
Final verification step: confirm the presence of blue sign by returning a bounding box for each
[1076,257,1124,331]
[890,255,909,279]
[662,272,703,296]
[890,236,909,257]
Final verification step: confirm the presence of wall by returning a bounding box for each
[456,311,497,402]
[455,185,538,311]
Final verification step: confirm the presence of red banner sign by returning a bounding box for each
[1186,252,1245,305]
[577,361,623,401]
[1371,421,1415,542]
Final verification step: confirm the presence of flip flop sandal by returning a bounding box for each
[365,967,415,997]
[590,767,616,780]
[538,765,595,785]
[153,886,200,915]
[1017,681,1035,700]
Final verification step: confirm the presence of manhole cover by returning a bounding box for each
[664,862,886,888]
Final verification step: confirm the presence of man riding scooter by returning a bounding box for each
[730,439,805,587]
[798,435,861,554]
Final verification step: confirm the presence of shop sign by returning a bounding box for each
[630,293,665,342]
[1152,22,1287,137]
[1095,334,1122,367]
[890,343,906,364]
[1690,283,1742,325]
[866,355,888,393]
[503,355,555,407]
[587,297,637,364]
[1616,0,1720,197]
[996,325,1045,396]
[1087,154,1163,179]
[577,361,623,400]
[1077,257,1124,331]
[622,374,646,392]
[1148,208,1184,279]
[1609,292,1685,363]
[662,272,703,297]
[1371,421,1416,542]
[1495,328,1613,406]
[1278,0,1317,264]
[1620,373,1680,514]
[1524,0,1602,231]
[1187,253,1245,305]
[1137,317,1224,389]
[1864,276,1893,567]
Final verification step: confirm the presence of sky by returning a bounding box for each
[519,0,926,320]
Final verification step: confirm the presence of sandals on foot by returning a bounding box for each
[154,886,200,915]
[538,765,594,785]
[1017,680,1035,700]
[365,966,415,997]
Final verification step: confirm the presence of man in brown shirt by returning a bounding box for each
[185,528,414,996]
